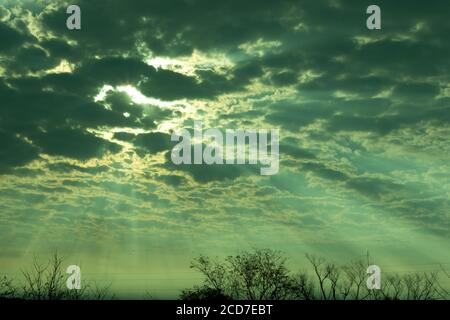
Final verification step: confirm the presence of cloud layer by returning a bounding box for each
[0,0,449,297]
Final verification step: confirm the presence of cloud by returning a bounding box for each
[39,0,299,57]
[280,138,316,159]
[161,146,256,183]
[0,21,27,53]
[34,128,121,160]
[265,101,334,131]
[345,176,404,200]
[4,46,59,74]
[47,162,110,174]
[302,162,349,182]
[158,174,187,187]
[133,132,173,154]
[0,130,39,173]
[139,63,262,100]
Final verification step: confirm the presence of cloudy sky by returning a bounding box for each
[0,0,449,297]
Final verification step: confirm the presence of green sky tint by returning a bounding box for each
[0,0,449,298]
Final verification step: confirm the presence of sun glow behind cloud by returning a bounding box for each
[146,50,235,77]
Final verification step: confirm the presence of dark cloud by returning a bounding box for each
[139,68,209,100]
[0,130,39,173]
[327,114,397,135]
[269,71,298,87]
[280,138,316,159]
[133,132,173,154]
[39,38,82,61]
[327,104,450,134]
[298,76,394,98]
[0,21,27,53]
[393,82,441,100]
[165,159,246,183]
[105,91,144,118]
[4,46,59,74]
[0,84,147,134]
[113,132,137,142]
[40,0,299,57]
[352,39,450,78]
[265,101,334,131]
[47,162,110,174]
[345,176,404,200]
[161,145,257,183]
[34,128,121,160]
[302,162,349,182]
[158,174,187,187]
[5,54,257,102]
[139,64,262,100]
[77,57,155,87]
[336,99,391,117]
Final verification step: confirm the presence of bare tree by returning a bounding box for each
[22,251,67,300]
[305,254,334,300]
[380,273,404,300]
[403,272,439,300]
[290,272,315,300]
[342,260,370,300]
[20,251,114,300]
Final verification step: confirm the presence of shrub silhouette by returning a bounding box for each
[1,251,114,300]
[0,275,16,299]
[22,252,67,300]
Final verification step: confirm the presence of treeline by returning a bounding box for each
[0,249,448,300]
[181,249,448,300]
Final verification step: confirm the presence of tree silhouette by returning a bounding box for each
[182,249,293,300]
[181,249,448,300]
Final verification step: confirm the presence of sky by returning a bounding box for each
[0,0,449,298]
